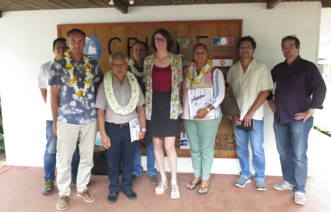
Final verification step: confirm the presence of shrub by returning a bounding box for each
[0,134,4,152]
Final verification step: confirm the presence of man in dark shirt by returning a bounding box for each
[267,35,326,206]
[128,41,158,186]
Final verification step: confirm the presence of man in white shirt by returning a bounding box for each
[227,36,273,191]
[38,38,80,195]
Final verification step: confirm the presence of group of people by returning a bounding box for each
[38,28,326,210]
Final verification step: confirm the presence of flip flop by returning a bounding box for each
[187,180,202,190]
[198,185,210,195]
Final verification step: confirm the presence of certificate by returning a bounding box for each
[129,117,141,142]
[187,86,215,120]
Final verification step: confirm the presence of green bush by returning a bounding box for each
[0,134,4,152]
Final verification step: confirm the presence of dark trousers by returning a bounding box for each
[105,122,136,193]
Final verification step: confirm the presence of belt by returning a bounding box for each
[109,123,129,128]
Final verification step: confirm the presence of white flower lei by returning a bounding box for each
[104,71,139,115]
[64,51,93,97]
[129,59,144,77]
[186,61,213,91]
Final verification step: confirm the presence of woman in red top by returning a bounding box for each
[143,28,183,199]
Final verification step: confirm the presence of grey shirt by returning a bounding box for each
[48,58,104,125]
[95,75,145,124]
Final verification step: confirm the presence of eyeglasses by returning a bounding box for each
[282,34,297,40]
[193,51,207,55]
[155,37,166,43]
[111,63,127,68]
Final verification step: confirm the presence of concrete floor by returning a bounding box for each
[0,130,331,212]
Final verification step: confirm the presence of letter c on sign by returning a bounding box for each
[108,37,122,55]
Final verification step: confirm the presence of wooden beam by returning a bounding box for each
[91,0,113,7]
[266,0,283,9]
[196,0,207,4]
[171,0,183,4]
[3,0,35,10]
[232,0,244,3]
[76,0,103,7]
[112,0,128,14]
[219,0,232,3]
[322,0,331,7]
[145,0,160,5]
[134,0,149,6]
[49,0,79,8]
[158,0,171,5]
[12,0,48,10]
[208,0,219,4]
[183,0,195,4]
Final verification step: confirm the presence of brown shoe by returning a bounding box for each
[77,189,95,202]
[56,195,69,210]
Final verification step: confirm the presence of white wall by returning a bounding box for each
[0,3,321,176]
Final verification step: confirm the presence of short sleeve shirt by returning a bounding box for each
[227,59,274,120]
[38,60,53,121]
[48,58,104,125]
[95,76,145,124]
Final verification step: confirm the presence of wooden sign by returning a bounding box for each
[58,20,242,158]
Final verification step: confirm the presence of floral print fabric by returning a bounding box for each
[143,53,183,120]
[48,58,104,125]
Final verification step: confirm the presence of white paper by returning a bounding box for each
[187,86,215,120]
[129,117,141,142]
[180,132,190,149]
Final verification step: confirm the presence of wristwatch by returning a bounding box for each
[206,107,211,112]
[307,109,314,114]
[141,128,147,132]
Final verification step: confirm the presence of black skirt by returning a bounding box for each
[146,91,180,137]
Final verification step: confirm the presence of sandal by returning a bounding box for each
[187,180,202,190]
[171,185,180,199]
[155,181,168,195]
[198,185,210,195]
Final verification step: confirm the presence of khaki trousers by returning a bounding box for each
[56,121,97,196]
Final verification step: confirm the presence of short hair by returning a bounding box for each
[67,28,86,40]
[237,36,257,49]
[133,40,149,52]
[53,38,66,49]
[193,43,208,53]
[109,52,129,64]
[151,28,174,52]
[281,35,300,48]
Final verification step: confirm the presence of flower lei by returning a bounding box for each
[185,61,213,91]
[129,59,144,77]
[104,71,139,115]
[64,51,93,97]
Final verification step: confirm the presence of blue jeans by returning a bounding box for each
[44,121,80,181]
[233,119,266,180]
[273,117,313,194]
[105,122,136,192]
[133,135,157,177]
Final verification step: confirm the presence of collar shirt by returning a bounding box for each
[227,58,274,120]
[267,56,327,124]
[48,58,104,125]
[95,76,145,124]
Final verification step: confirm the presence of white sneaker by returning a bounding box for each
[294,192,306,205]
[273,181,293,191]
